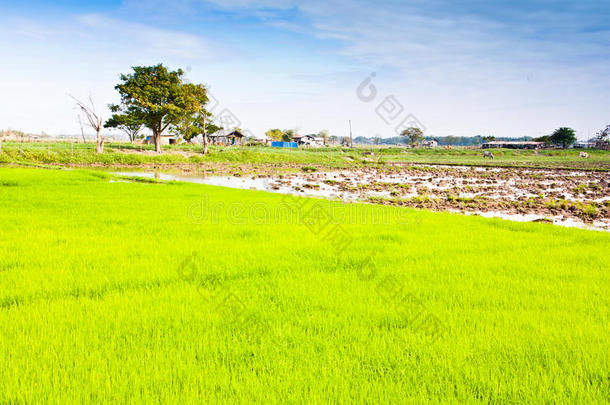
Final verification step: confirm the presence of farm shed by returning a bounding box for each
[145,135,178,145]
[208,129,245,145]
[293,134,324,147]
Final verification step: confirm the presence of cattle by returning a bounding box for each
[483,151,494,159]
[579,152,590,158]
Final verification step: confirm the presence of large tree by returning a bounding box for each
[109,64,209,153]
[173,111,222,154]
[104,109,144,143]
[550,127,576,148]
[282,129,295,142]
[265,129,283,141]
[318,130,329,146]
[400,127,424,146]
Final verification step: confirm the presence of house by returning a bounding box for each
[208,129,245,146]
[482,141,544,149]
[421,140,438,148]
[145,135,178,145]
[293,134,324,147]
[573,141,596,149]
[250,134,271,145]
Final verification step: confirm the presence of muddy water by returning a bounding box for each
[113,166,610,232]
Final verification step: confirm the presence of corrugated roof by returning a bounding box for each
[208,129,244,138]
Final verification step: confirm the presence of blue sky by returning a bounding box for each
[0,0,608,139]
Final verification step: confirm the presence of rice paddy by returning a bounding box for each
[0,167,608,403]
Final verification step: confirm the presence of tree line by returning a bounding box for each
[354,126,610,149]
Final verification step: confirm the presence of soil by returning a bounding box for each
[261,165,610,230]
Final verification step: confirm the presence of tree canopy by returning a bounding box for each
[264,129,283,141]
[550,127,576,148]
[104,110,144,143]
[534,135,552,145]
[172,111,221,143]
[400,127,424,145]
[282,129,295,142]
[318,130,329,145]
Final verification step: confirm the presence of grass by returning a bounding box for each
[387,147,610,169]
[0,142,357,167]
[0,167,609,403]
[1,141,609,170]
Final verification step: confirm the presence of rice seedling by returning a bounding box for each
[0,167,608,403]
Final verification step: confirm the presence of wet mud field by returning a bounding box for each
[115,164,610,231]
[261,165,610,231]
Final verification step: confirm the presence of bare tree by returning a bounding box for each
[595,125,610,150]
[77,115,87,143]
[71,95,104,153]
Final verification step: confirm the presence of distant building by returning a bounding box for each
[482,141,544,149]
[293,134,324,147]
[421,140,438,148]
[573,141,596,149]
[145,135,178,145]
[208,129,245,145]
[249,135,271,145]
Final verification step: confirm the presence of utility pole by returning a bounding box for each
[349,120,353,148]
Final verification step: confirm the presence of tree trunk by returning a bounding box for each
[96,128,104,153]
[202,115,209,155]
[155,131,161,153]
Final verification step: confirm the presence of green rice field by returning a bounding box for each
[1,141,609,170]
[0,167,608,402]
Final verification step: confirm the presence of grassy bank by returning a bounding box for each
[1,141,609,170]
[0,167,608,402]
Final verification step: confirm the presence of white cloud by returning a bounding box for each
[75,13,221,60]
[190,0,610,138]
